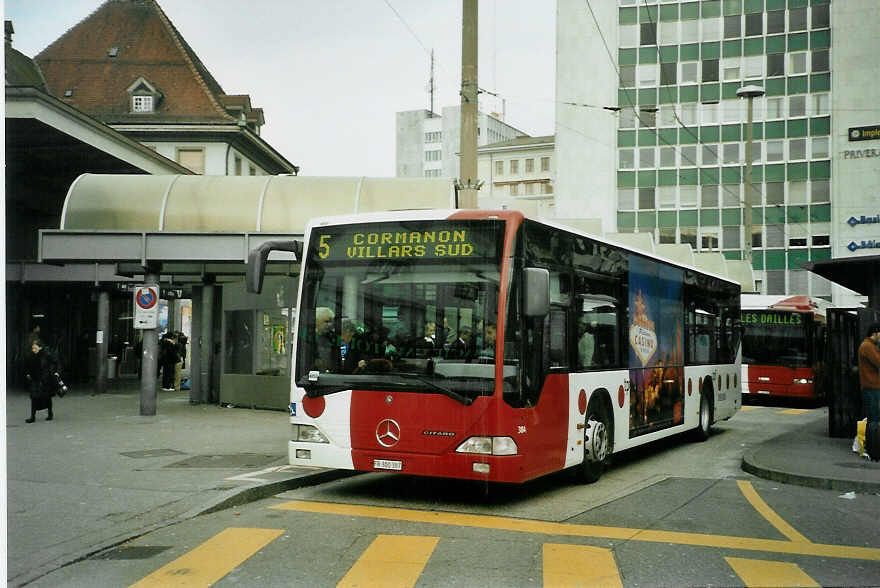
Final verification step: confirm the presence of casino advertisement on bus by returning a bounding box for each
[628,257,685,438]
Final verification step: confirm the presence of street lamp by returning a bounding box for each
[736,85,765,273]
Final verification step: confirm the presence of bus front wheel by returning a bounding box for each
[577,400,612,484]
[695,391,713,441]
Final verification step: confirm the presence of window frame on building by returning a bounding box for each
[176,147,205,175]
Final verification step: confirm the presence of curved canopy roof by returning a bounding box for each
[40,174,456,283]
[60,174,456,234]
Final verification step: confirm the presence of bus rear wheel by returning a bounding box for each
[577,400,612,484]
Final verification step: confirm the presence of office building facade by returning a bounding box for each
[556,0,878,303]
[396,106,525,180]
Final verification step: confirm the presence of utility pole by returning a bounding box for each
[457,0,480,208]
[737,85,765,274]
[429,49,435,117]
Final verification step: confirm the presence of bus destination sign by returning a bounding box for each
[741,310,803,326]
[310,222,501,262]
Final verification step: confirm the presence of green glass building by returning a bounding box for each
[556,0,848,298]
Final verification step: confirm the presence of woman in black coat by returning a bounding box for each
[159,333,179,391]
[23,340,62,423]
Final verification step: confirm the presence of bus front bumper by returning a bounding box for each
[289,440,532,483]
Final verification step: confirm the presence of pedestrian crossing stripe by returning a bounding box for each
[337,535,438,588]
[129,527,282,588]
[272,500,880,561]
[543,544,623,588]
[130,528,830,587]
[725,556,820,587]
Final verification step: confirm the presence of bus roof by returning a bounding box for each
[741,294,830,316]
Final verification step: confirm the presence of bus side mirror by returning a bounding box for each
[247,240,303,294]
[523,267,550,318]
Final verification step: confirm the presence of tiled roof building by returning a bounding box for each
[34,0,295,174]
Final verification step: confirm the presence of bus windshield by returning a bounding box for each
[296,220,508,403]
[741,318,809,367]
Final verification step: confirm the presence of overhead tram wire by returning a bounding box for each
[385,0,613,151]
[383,0,431,55]
[482,1,837,246]
[582,0,724,182]
[639,0,747,210]
[583,0,807,251]
[639,0,824,247]
[382,0,461,108]
[583,0,806,248]
[581,0,706,175]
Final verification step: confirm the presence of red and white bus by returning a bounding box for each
[740,294,827,402]
[248,210,741,484]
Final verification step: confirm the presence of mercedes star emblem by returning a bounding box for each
[376,418,401,447]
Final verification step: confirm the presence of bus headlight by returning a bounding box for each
[455,436,518,456]
[793,378,812,384]
[292,424,329,443]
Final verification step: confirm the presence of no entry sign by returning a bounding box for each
[134,285,160,329]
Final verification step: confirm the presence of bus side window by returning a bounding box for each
[575,274,621,371]
[690,308,716,364]
[548,308,568,368]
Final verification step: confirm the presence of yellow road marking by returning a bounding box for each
[337,534,438,588]
[737,480,812,544]
[778,409,809,415]
[725,556,820,587]
[272,500,880,561]
[543,544,623,588]
[740,406,763,411]
[130,527,283,588]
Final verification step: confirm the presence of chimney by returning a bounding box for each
[5,20,14,46]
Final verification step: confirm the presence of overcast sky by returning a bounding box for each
[4,0,557,176]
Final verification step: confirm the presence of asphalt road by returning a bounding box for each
[27,406,880,587]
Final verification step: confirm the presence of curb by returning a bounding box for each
[198,469,360,515]
[10,469,356,588]
[741,450,880,494]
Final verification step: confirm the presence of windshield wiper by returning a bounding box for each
[297,373,474,405]
[393,372,474,406]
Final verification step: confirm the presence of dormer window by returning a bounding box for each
[126,77,162,114]
[132,95,153,112]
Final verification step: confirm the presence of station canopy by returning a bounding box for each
[804,255,880,297]
[39,174,456,282]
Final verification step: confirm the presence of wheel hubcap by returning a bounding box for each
[586,417,608,462]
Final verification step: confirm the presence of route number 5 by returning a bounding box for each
[318,235,331,259]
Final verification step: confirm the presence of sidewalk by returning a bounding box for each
[6,382,880,586]
[742,406,880,494]
[5,380,350,587]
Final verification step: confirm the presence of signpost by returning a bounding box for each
[134,285,159,329]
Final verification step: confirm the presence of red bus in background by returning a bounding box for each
[741,295,828,403]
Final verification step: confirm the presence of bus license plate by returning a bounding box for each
[373,459,402,471]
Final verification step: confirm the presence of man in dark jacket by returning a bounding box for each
[23,340,62,422]
[446,326,474,361]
